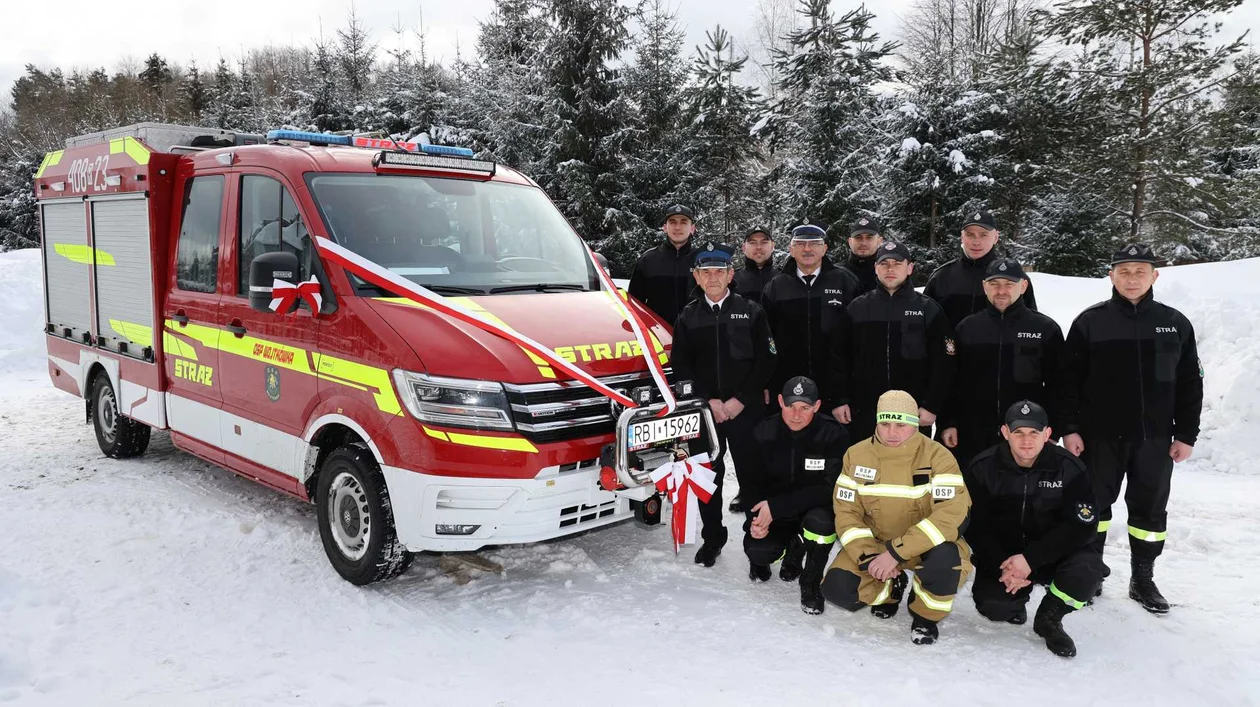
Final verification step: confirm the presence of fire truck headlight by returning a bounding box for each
[392,370,515,431]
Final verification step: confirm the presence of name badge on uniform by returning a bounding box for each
[932,486,956,500]
[854,465,877,482]
[836,487,856,503]
[805,458,825,471]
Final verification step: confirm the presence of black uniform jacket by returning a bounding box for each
[1062,289,1203,445]
[734,258,778,306]
[925,249,1039,329]
[669,292,775,406]
[760,257,861,408]
[740,412,850,519]
[943,299,1066,435]
[840,253,878,296]
[628,238,696,327]
[963,443,1098,570]
[840,285,955,415]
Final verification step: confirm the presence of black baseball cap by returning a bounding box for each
[1111,243,1158,266]
[781,376,820,406]
[1005,400,1049,432]
[744,227,772,241]
[984,258,1027,282]
[850,216,883,237]
[874,240,912,263]
[694,243,736,269]
[962,209,997,231]
[662,204,695,224]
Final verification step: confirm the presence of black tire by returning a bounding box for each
[315,444,412,585]
[90,372,151,459]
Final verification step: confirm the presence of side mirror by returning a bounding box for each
[249,251,301,314]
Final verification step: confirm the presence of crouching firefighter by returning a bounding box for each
[963,400,1104,658]
[740,376,850,614]
[821,390,972,645]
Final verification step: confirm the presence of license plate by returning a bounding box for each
[627,413,702,452]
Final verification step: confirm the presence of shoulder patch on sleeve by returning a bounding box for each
[836,486,856,503]
[1075,502,1096,524]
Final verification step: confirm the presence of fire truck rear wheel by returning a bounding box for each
[90,372,151,459]
[315,444,412,585]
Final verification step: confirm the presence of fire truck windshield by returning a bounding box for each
[307,174,600,295]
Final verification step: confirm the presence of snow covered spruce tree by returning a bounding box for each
[768,0,897,241]
[1043,0,1250,258]
[539,0,636,243]
[686,26,763,240]
[1202,53,1260,260]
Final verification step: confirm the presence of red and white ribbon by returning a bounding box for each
[270,276,323,315]
[649,452,716,553]
[312,235,665,409]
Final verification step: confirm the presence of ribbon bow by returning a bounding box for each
[270,277,323,315]
[649,452,716,554]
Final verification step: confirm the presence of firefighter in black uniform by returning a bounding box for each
[669,243,776,567]
[836,241,955,444]
[841,216,884,295]
[734,227,778,306]
[628,204,697,327]
[941,258,1065,470]
[924,209,1038,329]
[760,223,861,413]
[741,376,849,613]
[964,400,1104,658]
[1061,243,1203,614]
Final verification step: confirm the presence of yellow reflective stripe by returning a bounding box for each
[109,136,151,165]
[166,320,220,348]
[912,576,954,612]
[1127,525,1167,542]
[109,319,153,347]
[162,331,199,361]
[423,425,538,453]
[858,483,930,499]
[1049,582,1086,610]
[932,474,965,487]
[1097,520,1111,532]
[840,527,874,546]
[54,243,115,266]
[802,528,837,544]
[836,475,859,489]
[916,518,947,547]
[35,149,64,178]
[313,353,402,416]
[218,333,314,375]
[872,579,893,606]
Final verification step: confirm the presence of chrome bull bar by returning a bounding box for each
[612,399,721,488]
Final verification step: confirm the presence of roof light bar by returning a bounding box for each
[373,151,496,175]
[351,136,475,158]
[265,129,352,146]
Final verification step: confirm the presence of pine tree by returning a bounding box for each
[180,61,209,123]
[337,5,377,108]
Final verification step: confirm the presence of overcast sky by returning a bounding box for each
[2,0,1258,107]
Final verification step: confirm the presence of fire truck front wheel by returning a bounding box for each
[90,372,151,459]
[315,444,412,585]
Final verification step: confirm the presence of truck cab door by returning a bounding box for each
[216,171,324,491]
[163,174,226,463]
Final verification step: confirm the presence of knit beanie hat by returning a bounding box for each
[876,390,919,426]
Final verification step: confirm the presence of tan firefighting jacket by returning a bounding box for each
[832,433,971,568]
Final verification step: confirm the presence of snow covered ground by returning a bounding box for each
[2,249,1258,706]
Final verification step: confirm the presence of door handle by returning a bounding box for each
[227,320,247,338]
[173,311,189,326]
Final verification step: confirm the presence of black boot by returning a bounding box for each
[694,542,723,568]
[1008,606,1028,625]
[749,562,771,582]
[780,535,805,582]
[1033,595,1078,658]
[799,543,831,615]
[871,572,908,619]
[1129,557,1170,614]
[910,613,939,645]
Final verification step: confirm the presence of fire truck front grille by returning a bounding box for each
[505,371,669,444]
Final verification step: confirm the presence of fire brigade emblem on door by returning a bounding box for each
[265,365,281,402]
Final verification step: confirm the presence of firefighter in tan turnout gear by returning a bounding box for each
[821,390,973,645]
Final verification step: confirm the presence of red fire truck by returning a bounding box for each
[36,122,713,584]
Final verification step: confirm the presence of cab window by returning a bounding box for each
[175,175,223,293]
[237,175,312,295]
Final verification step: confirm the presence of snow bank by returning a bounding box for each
[0,249,44,375]
[1030,258,1260,475]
